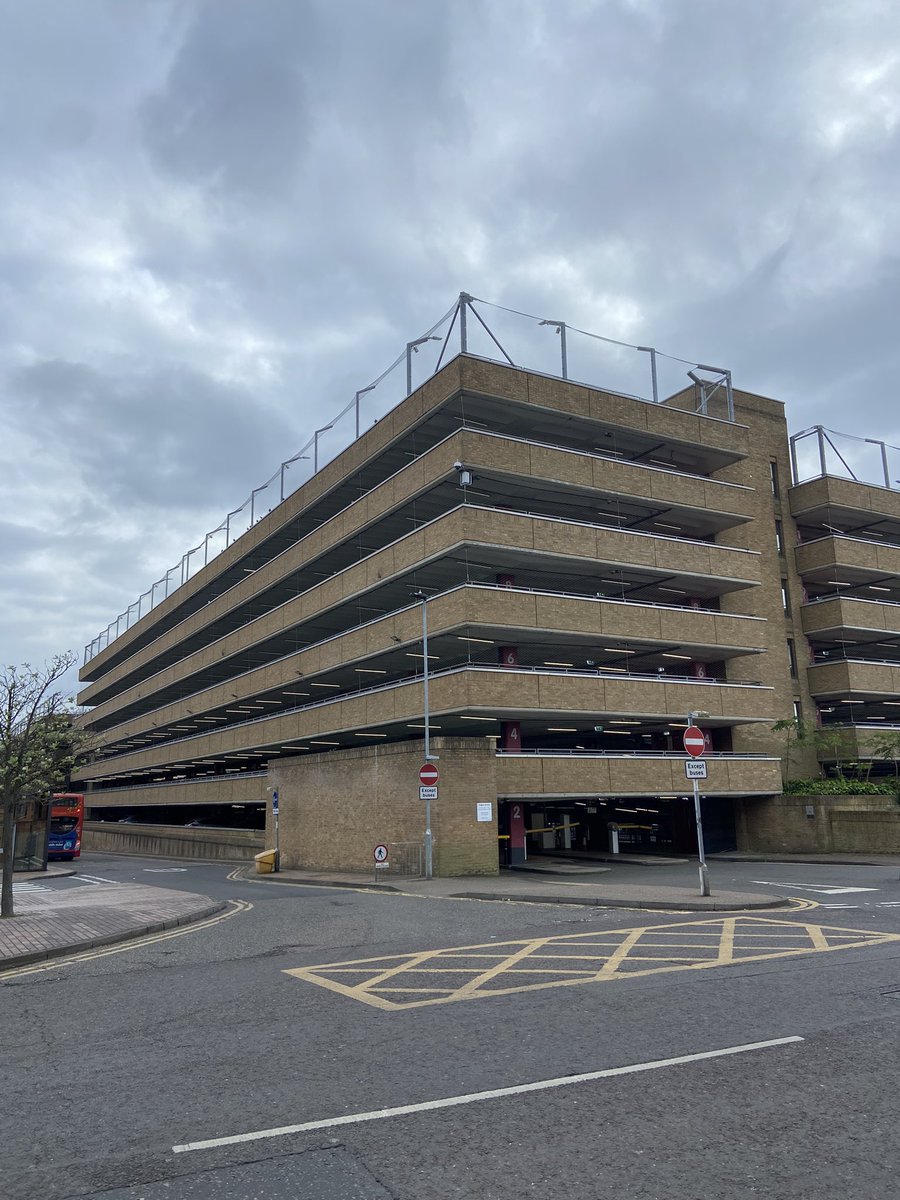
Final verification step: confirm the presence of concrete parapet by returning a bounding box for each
[83,822,264,861]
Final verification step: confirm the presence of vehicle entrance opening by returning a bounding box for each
[498,795,736,864]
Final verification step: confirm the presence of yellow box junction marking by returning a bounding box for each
[284,916,900,1010]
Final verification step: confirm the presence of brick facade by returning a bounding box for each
[270,737,499,876]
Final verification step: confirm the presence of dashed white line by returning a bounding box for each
[173,1036,804,1155]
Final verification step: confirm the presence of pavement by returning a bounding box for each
[244,859,787,911]
[0,875,224,971]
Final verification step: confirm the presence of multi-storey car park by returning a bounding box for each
[787,447,900,774]
[74,307,900,876]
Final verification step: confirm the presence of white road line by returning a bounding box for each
[72,874,121,885]
[820,904,860,909]
[172,1036,804,1155]
[750,881,878,895]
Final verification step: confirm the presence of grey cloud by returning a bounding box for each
[141,0,318,201]
[1,0,900,670]
[13,358,299,510]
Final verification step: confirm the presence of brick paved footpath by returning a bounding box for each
[0,884,224,969]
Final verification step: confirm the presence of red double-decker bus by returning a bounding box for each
[48,793,84,860]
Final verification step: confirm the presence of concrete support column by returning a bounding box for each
[501,721,522,752]
[508,801,526,866]
[498,646,519,667]
[496,573,515,587]
[691,661,707,679]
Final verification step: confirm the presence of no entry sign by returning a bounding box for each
[419,763,439,786]
[683,725,706,758]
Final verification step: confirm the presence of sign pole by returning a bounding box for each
[373,843,389,883]
[414,591,435,879]
[418,763,439,881]
[684,715,710,897]
[692,777,710,897]
[272,789,280,873]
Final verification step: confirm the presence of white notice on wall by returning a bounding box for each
[476,802,493,822]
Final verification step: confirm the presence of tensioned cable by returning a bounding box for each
[470,295,712,368]
[821,427,900,453]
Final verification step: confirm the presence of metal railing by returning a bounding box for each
[81,770,268,792]
[89,663,772,767]
[81,498,764,692]
[798,531,900,552]
[83,577,766,730]
[810,656,900,669]
[495,749,776,759]
[804,593,900,608]
[84,292,737,666]
[790,425,900,489]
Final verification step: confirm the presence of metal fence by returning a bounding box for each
[374,841,423,880]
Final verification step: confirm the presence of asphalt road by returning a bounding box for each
[4,853,900,1199]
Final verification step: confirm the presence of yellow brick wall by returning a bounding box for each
[270,736,499,877]
[738,793,900,853]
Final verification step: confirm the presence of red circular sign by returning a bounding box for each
[419,763,439,785]
[683,725,706,758]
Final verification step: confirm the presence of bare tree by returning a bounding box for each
[1,653,85,919]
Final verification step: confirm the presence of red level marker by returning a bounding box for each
[683,726,706,758]
[419,763,439,786]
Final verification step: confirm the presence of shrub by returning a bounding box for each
[783,778,900,796]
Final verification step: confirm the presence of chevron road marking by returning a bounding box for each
[285,916,900,1010]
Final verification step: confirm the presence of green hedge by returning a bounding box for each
[784,778,900,796]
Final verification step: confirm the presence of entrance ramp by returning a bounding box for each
[511,859,611,876]
[515,852,687,873]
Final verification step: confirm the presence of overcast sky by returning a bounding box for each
[2,0,899,689]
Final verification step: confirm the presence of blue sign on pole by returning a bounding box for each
[272,789,279,814]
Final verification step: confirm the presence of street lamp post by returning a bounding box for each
[637,346,659,404]
[225,508,241,548]
[280,454,310,502]
[414,590,437,879]
[184,543,202,580]
[355,385,376,439]
[539,320,568,379]
[314,426,333,473]
[406,336,440,395]
[250,485,266,525]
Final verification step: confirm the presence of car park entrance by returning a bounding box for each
[498,795,737,864]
